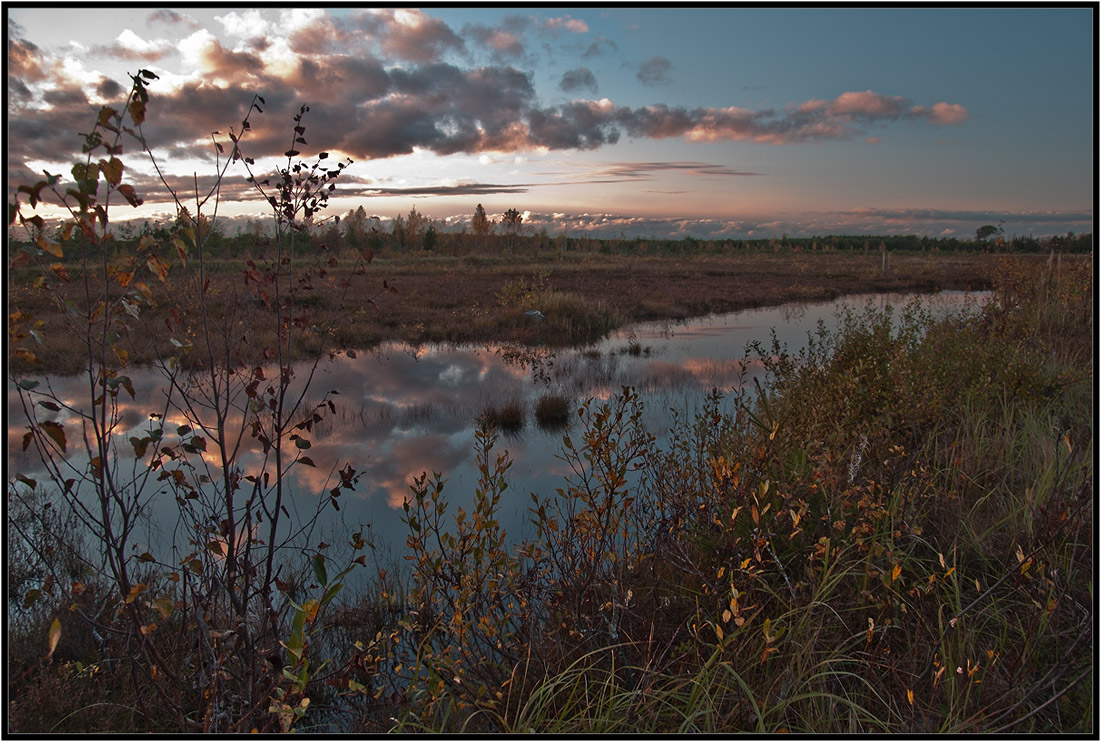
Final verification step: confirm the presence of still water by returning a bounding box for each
[6,291,983,566]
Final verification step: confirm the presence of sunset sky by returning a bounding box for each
[6,5,1095,240]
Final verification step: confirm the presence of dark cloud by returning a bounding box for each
[335,64,536,158]
[582,37,618,58]
[200,37,265,80]
[7,23,47,83]
[637,56,672,87]
[588,162,761,178]
[376,10,465,63]
[5,6,972,213]
[287,56,390,103]
[147,9,199,29]
[527,101,620,150]
[353,182,534,198]
[463,23,526,62]
[560,67,597,94]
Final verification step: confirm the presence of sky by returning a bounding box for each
[5,5,1095,240]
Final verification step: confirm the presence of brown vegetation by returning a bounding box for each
[9,250,1009,375]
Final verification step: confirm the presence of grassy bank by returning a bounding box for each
[8,250,1008,374]
[8,256,1091,733]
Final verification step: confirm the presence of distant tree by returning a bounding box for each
[472,203,491,249]
[392,213,407,251]
[502,208,523,254]
[422,223,437,251]
[344,206,371,248]
[405,206,425,249]
[318,217,343,254]
[975,223,1004,242]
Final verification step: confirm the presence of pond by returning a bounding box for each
[6,290,985,573]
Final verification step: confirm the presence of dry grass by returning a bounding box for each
[8,250,1011,374]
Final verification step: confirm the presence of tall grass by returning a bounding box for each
[9,256,1091,733]
[379,255,1092,733]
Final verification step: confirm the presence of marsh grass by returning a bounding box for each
[534,393,571,431]
[8,257,1091,733]
[373,256,1093,734]
[480,400,526,435]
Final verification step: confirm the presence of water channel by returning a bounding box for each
[7,290,985,572]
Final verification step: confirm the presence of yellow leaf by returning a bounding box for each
[172,236,189,266]
[47,617,62,658]
[140,623,158,635]
[146,254,169,282]
[891,563,902,582]
[714,623,724,641]
[721,609,732,624]
[36,233,63,258]
[907,688,914,705]
[100,156,123,187]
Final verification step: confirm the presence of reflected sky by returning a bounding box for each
[7,291,983,562]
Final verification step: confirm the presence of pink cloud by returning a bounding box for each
[828,90,908,118]
[928,102,969,124]
[543,15,589,33]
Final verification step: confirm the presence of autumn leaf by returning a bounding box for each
[118,183,143,207]
[47,618,62,659]
[40,420,67,453]
[36,233,63,258]
[50,263,72,282]
[100,156,123,186]
[146,254,169,282]
[129,98,146,126]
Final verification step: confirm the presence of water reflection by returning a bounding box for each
[7,291,984,561]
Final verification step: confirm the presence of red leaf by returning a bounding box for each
[118,184,143,207]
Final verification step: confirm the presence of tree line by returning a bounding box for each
[8,204,1092,263]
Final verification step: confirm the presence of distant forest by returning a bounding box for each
[8,204,1093,261]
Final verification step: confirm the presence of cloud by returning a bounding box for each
[6,24,47,99]
[927,102,970,125]
[637,55,673,87]
[542,15,589,34]
[909,102,970,125]
[5,6,972,217]
[352,182,534,198]
[560,66,597,94]
[147,9,200,29]
[93,29,176,62]
[582,37,618,58]
[377,9,465,63]
[463,23,526,62]
[584,161,761,179]
[827,90,908,118]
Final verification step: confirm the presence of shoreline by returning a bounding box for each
[8,251,1051,376]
